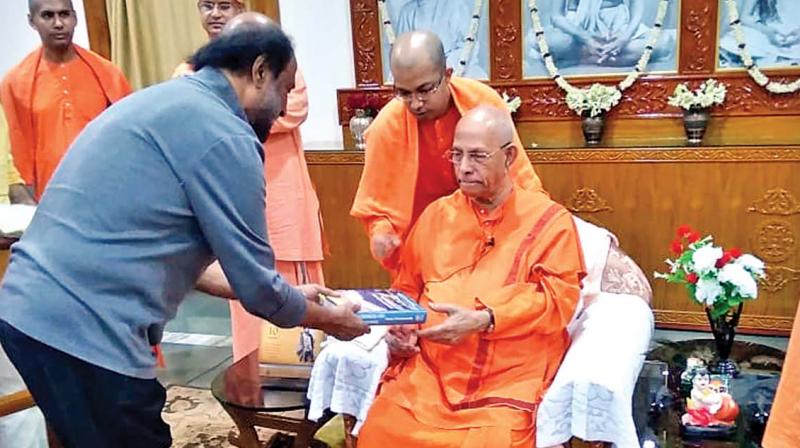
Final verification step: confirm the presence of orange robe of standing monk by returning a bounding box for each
[350,77,543,271]
[358,186,585,447]
[1,45,131,199]
[762,303,800,447]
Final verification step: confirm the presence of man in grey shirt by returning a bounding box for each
[0,16,367,447]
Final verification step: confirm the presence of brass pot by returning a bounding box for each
[581,114,605,146]
[683,108,710,146]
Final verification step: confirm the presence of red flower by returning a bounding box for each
[715,253,733,268]
[670,239,684,255]
[346,94,368,110]
[686,273,699,284]
[728,247,742,259]
[677,225,694,239]
[687,231,701,243]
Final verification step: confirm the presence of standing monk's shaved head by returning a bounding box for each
[390,30,446,73]
[222,11,276,33]
[389,31,453,122]
[29,0,73,13]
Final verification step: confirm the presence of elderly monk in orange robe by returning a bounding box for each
[357,106,585,447]
[762,304,800,447]
[351,31,543,273]
[177,10,327,361]
[0,0,131,200]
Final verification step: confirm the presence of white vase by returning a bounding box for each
[349,109,373,151]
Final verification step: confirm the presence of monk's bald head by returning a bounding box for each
[458,105,516,151]
[29,0,73,14]
[390,30,445,74]
[222,11,276,33]
[452,105,518,204]
[390,31,452,121]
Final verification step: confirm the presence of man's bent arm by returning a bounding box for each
[184,136,306,328]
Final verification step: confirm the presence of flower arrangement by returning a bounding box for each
[668,79,727,111]
[347,94,383,118]
[565,83,622,118]
[501,91,522,114]
[655,225,765,319]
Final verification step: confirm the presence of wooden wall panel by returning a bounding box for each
[307,148,800,335]
[307,162,390,289]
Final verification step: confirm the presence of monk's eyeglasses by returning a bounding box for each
[198,1,236,13]
[444,141,514,165]
[393,75,445,103]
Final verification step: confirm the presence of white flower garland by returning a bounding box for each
[528,0,669,96]
[725,0,800,94]
[377,0,483,77]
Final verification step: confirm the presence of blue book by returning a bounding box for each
[324,289,427,326]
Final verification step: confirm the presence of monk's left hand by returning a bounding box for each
[417,303,491,345]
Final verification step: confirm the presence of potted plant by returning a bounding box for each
[667,79,727,146]
[655,225,765,377]
[347,94,382,151]
[565,83,622,146]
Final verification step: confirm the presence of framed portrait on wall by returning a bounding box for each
[379,0,491,82]
[718,0,800,69]
[521,0,681,78]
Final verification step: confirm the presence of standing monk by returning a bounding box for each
[351,30,543,273]
[357,106,584,447]
[1,0,131,200]
[177,6,327,362]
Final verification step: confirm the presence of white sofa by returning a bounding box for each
[536,217,654,448]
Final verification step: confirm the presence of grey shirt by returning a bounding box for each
[0,67,307,379]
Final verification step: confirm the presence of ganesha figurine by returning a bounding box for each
[681,368,739,438]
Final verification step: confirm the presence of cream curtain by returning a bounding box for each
[106,0,208,89]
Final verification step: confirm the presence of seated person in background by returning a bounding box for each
[356,105,586,447]
[527,0,675,67]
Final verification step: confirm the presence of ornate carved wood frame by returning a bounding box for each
[338,0,800,126]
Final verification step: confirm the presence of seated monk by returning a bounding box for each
[357,105,586,447]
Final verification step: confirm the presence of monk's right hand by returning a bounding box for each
[386,325,419,358]
[371,232,401,261]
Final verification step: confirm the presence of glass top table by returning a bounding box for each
[210,349,322,448]
[634,339,785,448]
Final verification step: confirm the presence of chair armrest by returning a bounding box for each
[0,389,36,418]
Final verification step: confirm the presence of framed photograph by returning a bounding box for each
[718,0,800,69]
[379,0,491,83]
[522,0,681,78]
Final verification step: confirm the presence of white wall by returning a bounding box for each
[0,0,90,78]
[279,0,355,150]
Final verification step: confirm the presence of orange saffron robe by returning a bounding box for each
[762,303,800,447]
[358,186,585,447]
[0,45,131,199]
[350,77,543,271]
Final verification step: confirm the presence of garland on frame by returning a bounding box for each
[528,0,669,114]
[725,0,800,94]
[377,0,484,77]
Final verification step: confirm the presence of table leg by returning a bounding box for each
[221,403,261,448]
[343,414,357,448]
[292,420,319,448]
